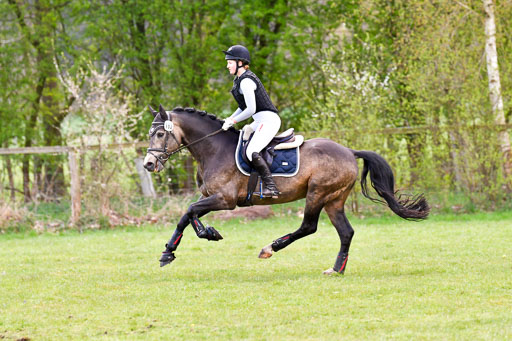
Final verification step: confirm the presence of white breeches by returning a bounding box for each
[246,111,281,161]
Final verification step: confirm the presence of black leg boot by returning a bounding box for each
[251,152,280,198]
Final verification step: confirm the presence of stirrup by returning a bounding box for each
[255,191,280,199]
[262,190,280,199]
[256,180,280,199]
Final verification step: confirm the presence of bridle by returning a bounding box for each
[146,110,223,169]
[146,116,180,168]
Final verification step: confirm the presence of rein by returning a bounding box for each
[147,120,223,168]
[172,128,224,155]
[164,129,222,158]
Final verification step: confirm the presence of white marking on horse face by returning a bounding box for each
[143,152,164,172]
[143,153,155,168]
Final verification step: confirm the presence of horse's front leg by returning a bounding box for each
[160,193,236,267]
[178,193,236,240]
[159,227,184,267]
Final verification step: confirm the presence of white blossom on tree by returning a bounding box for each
[55,59,142,146]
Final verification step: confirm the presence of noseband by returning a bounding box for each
[147,113,223,169]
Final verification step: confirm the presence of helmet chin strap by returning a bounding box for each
[235,60,244,76]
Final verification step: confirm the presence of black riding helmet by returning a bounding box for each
[223,45,250,75]
[223,45,250,63]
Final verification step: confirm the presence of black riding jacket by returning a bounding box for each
[231,70,278,114]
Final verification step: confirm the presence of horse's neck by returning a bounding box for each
[187,134,238,172]
[180,117,238,170]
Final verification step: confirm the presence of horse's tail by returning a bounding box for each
[352,150,430,220]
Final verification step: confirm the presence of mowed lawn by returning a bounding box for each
[1,211,511,340]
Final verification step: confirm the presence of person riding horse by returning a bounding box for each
[222,45,281,198]
[143,48,429,273]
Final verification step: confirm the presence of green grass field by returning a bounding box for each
[1,211,511,340]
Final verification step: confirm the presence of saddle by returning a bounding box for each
[240,126,304,167]
[236,126,304,205]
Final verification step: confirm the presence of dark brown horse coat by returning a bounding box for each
[144,106,429,274]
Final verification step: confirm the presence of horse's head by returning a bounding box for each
[143,104,184,173]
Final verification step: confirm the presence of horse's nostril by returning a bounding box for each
[144,162,154,171]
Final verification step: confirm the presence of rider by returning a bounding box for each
[222,44,281,198]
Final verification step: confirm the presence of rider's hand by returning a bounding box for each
[222,117,236,131]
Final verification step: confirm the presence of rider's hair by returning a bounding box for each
[236,60,249,69]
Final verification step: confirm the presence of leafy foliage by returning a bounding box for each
[1,0,511,210]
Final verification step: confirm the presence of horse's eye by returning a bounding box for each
[157,132,165,138]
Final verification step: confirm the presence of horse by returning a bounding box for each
[144,105,429,275]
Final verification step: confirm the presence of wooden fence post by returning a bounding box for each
[68,148,81,226]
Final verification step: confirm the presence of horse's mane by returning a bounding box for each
[171,106,238,132]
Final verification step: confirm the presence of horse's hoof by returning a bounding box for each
[258,245,273,259]
[198,226,223,241]
[323,268,342,276]
[159,251,176,267]
[206,226,223,241]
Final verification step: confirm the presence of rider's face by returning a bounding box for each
[226,60,239,75]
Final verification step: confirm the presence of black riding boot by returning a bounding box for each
[251,152,280,198]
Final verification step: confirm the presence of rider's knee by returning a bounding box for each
[246,148,258,162]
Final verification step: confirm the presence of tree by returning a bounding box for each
[5,0,73,200]
[225,0,347,128]
[341,0,429,183]
[483,0,511,178]
[56,60,143,214]
[0,1,27,201]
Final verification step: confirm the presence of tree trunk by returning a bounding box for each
[68,150,81,226]
[21,157,31,202]
[41,60,66,199]
[134,157,156,198]
[6,156,16,202]
[32,155,42,201]
[483,0,512,178]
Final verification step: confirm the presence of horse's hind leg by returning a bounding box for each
[323,199,354,275]
[259,197,323,259]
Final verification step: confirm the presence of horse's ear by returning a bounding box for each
[148,105,157,118]
[159,104,170,120]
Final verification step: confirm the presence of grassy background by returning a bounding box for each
[1,211,511,340]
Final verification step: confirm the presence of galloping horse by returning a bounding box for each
[144,105,429,274]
